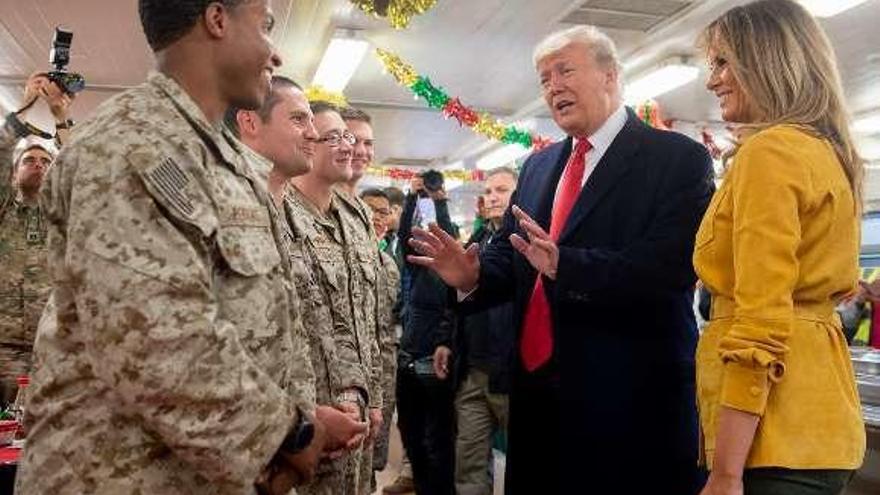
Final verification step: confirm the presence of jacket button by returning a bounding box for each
[749,386,762,397]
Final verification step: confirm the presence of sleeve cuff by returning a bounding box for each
[457,285,478,301]
[719,360,784,416]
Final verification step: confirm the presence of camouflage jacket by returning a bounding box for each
[16,72,314,495]
[333,189,385,408]
[377,250,400,406]
[0,115,50,347]
[282,185,368,406]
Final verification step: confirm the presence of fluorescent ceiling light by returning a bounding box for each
[445,178,464,191]
[476,144,531,170]
[311,30,369,92]
[854,111,880,135]
[861,141,880,161]
[624,58,699,105]
[0,89,17,113]
[797,0,870,17]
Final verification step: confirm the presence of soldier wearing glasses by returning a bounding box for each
[0,72,73,406]
[287,101,379,494]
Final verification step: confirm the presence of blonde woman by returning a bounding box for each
[694,1,866,494]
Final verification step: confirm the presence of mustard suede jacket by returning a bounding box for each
[694,125,865,470]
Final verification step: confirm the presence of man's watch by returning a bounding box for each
[337,389,367,420]
[280,411,314,455]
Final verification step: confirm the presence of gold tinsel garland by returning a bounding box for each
[350,0,437,29]
[305,85,349,108]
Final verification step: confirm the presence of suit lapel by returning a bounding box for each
[558,111,644,243]
[530,138,571,231]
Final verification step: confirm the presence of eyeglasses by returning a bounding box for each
[316,131,356,147]
[20,156,52,168]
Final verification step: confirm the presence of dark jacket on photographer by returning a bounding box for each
[453,223,515,394]
[397,189,457,363]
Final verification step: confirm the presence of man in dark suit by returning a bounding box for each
[408,25,714,494]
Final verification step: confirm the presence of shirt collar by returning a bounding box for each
[574,104,627,156]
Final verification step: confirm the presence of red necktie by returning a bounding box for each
[520,138,591,371]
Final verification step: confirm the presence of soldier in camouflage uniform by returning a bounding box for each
[286,101,378,495]
[337,107,396,494]
[360,188,402,479]
[227,81,370,495]
[0,72,73,406]
[15,2,372,494]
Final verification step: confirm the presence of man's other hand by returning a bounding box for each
[407,222,480,291]
[315,404,368,456]
[433,345,452,380]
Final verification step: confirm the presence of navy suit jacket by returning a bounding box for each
[470,109,714,493]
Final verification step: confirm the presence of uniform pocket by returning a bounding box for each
[216,225,280,276]
[356,249,377,286]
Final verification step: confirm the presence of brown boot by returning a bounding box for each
[382,475,415,494]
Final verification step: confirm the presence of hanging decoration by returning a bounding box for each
[349,0,437,29]
[375,48,553,150]
[366,165,485,183]
[305,85,349,108]
[701,127,723,160]
[635,99,669,130]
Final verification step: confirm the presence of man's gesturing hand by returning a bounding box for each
[407,222,480,292]
[509,206,559,280]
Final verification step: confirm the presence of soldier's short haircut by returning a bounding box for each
[360,188,389,202]
[138,0,247,52]
[340,106,372,124]
[223,76,301,137]
[383,186,404,208]
[14,143,53,169]
[485,166,518,182]
[310,100,340,117]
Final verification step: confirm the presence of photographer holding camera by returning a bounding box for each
[394,170,458,495]
[0,70,75,406]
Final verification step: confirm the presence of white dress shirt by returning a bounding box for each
[457,105,629,301]
[560,103,628,193]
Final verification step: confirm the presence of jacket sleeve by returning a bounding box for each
[287,289,319,414]
[434,197,456,237]
[462,180,523,312]
[553,142,714,299]
[717,131,809,416]
[398,193,417,256]
[1,114,29,198]
[57,146,299,488]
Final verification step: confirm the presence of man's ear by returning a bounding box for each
[203,2,231,40]
[604,66,619,89]
[237,110,259,138]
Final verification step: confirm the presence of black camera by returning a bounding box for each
[420,170,445,195]
[48,28,85,95]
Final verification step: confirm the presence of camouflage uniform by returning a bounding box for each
[0,114,49,406]
[333,189,386,494]
[15,72,315,495]
[282,184,369,495]
[373,251,400,472]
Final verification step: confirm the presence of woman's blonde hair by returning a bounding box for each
[699,0,864,204]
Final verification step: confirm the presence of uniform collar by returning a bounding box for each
[148,71,250,176]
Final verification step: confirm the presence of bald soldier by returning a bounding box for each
[16,1,364,494]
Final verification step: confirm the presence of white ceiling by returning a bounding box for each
[0,0,878,218]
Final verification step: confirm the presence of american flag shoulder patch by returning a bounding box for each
[142,156,195,217]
